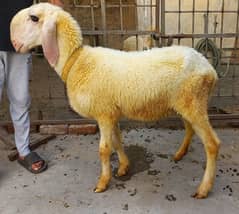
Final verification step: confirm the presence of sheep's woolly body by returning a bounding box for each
[66,45,217,121]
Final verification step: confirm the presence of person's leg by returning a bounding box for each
[6,52,31,157]
[0,52,6,103]
[6,52,45,172]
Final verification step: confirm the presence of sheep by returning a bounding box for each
[123,35,155,51]
[123,34,173,51]
[11,3,220,198]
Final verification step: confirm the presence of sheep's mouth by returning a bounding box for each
[16,44,24,52]
[17,44,31,53]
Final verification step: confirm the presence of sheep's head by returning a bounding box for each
[11,3,63,66]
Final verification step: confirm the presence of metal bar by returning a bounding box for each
[205,0,210,57]
[150,0,153,30]
[165,10,237,13]
[100,0,107,46]
[206,0,209,31]
[234,0,239,49]
[219,55,239,58]
[71,5,238,12]
[164,10,239,13]
[82,29,239,37]
[135,1,138,33]
[160,0,166,46]
[192,0,195,47]
[106,4,157,8]
[119,0,123,30]
[82,30,156,35]
[71,4,99,8]
[136,34,139,50]
[220,0,225,54]
[119,0,124,50]
[90,0,96,46]
[135,1,144,50]
[157,33,239,38]
[222,47,239,51]
[81,30,239,41]
[213,15,218,43]
[135,0,140,49]
[90,0,95,30]
[232,0,239,96]
[155,0,160,46]
[71,3,239,14]
[218,0,225,97]
[71,4,157,9]
[178,0,181,45]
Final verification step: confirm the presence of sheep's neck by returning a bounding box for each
[61,47,82,82]
[54,12,83,77]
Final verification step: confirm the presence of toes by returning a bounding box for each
[32,161,43,171]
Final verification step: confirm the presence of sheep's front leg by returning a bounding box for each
[94,121,113,193]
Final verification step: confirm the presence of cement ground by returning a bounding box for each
[0,128,238,214]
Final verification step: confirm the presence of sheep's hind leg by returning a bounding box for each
[174,119,194,161]
[186,113,220,199]
[112,124,129,177]
[94,121,114,193]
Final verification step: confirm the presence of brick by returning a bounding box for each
[40,124,68,135]
[5,124,38,134]
[68,124,98,135]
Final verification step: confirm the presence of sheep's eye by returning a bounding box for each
[30,15,39,22]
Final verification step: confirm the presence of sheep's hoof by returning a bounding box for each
[116,165,129,177]
[94,175,111,193]
[173,151,187,162]
[173,154,183,162]
[191,192,208,199]
[94,186,107,193]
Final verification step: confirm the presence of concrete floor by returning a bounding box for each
[0,127,238,214]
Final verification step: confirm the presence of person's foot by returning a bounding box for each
[18,152,48,174]
[19,155,44,171]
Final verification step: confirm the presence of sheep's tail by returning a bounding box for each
[205,68,218,97]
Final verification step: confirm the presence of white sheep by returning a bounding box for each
[11,3,220,198]
[123,35,155,51]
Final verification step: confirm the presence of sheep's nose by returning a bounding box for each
[11,39,21,51]
[11,39,17,49]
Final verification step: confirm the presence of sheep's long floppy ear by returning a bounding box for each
[41,14,59,66]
